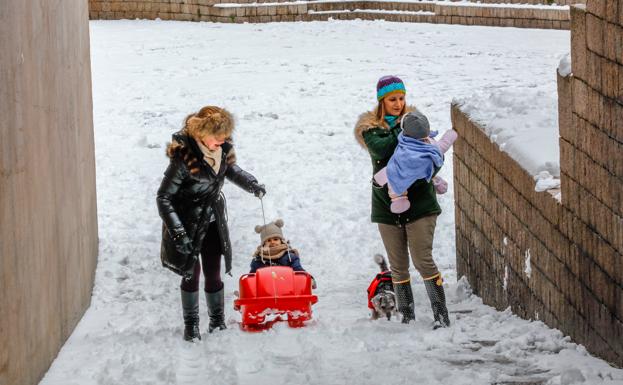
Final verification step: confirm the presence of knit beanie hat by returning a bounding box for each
[376,75,406,101]
[255,219,285,244]
[400,111,430,139]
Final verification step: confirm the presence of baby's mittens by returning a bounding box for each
[433,176,448,194]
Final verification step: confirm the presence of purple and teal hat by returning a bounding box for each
[376,75,406,101]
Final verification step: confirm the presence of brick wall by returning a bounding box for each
[452,1,623,367]
[88,0,572,29]
[0,2,98,385]
[464,0,583,5]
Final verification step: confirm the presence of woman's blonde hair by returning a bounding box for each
[184,106,234,139]
[375,96,407,123]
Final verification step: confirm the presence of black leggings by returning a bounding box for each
[180,221,223,293]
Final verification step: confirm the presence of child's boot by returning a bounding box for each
[424,275,450,329]
[181,289,201,341]
[205,288,227,333]
[393,281,415,323]
[375,167,411,213]
[373,167,389,186]
[388,183,410,213]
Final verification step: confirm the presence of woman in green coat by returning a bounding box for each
[354,76,450,328]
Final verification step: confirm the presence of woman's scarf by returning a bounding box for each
[384,115,399,127]
[196,139,222,173]
[386,133,443,195]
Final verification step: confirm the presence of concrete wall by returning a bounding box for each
[0,2,98,385]
[452,1,623,367]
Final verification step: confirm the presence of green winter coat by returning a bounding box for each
[354,106,441,226]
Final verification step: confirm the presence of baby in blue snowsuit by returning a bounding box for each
[374,111,457,213]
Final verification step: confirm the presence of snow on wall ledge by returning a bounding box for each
[453,88,561,196]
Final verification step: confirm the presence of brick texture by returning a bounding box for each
[452,3,623,366]
[453,103,623,367]
[87,0,576,28]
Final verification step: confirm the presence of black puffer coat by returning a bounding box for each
[157,130,260,276]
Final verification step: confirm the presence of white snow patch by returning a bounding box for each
[535,170,560,192]
[503,265,508,291]
[525,249,532,279]
[558,52,572,77]
[455,87,560,180]
[560,368,586,384]
[308,9,436,15]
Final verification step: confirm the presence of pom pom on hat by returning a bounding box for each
[255,219,285,244]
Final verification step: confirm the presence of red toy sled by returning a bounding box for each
[234,266,318,331]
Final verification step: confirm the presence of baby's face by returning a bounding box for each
[264,237,283,248]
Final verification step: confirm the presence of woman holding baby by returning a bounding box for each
[354,75,454,328]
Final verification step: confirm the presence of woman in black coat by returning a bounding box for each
[157,105,265,341]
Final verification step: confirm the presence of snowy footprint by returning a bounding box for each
[175,336,240,385]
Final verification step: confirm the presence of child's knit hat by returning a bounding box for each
[376,75,406,101]
[400,111,430,139]
[255,219,285,244]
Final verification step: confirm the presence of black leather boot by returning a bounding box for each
[181,290,201,341]
[393,282,415,324]
[424,276,450,329]
[205,288,227,333]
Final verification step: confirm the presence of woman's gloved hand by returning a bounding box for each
[171,228,193,256]
[252,183,266,199]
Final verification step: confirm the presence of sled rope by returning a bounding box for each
[259,197,270,265]
[259,197,279,305]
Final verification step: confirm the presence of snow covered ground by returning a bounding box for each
[39,20,623,385]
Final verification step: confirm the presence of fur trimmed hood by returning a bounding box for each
[354,105,418,149]
[166,130,235,174]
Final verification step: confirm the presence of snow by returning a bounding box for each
[455,87,561,179]
[503,265,509,291]
[535,170,561,192]
[524,249,532,279]
[558,52,572,77]
[307,9,436,15]
[38,19,623,385]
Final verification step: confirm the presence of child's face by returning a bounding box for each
[383,92,405,116]
[264,237,282,248]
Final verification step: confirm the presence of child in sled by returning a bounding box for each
[374,110,458,213]
[250,219,316,289]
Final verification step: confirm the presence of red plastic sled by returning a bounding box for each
[234,266,318,331]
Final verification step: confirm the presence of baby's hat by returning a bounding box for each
[255,219,285,244]
[400,111,430,139]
